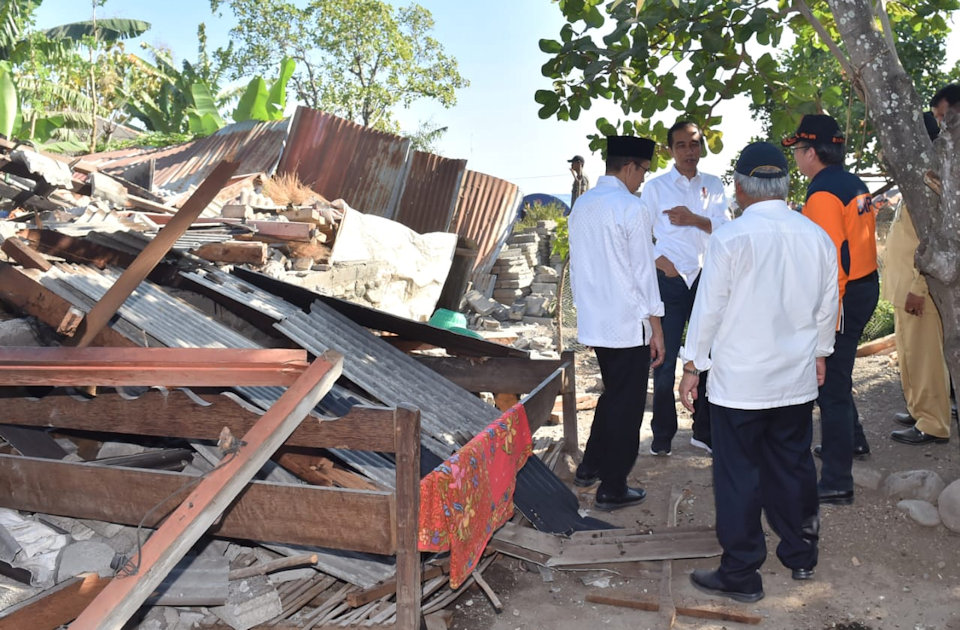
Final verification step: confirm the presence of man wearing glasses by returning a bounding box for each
[783,114,879,506]
[638,121,731,457]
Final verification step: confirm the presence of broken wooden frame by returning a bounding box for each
[0,396,424,628]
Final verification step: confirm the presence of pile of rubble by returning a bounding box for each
[461,221,565,357]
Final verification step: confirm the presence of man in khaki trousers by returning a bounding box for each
[884,107,954,446]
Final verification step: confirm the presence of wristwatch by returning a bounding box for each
[683,365,701,376]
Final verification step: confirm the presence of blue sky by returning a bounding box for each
[34,1,960,197]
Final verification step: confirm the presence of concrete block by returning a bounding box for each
[535,265,558,278]
[522,316,556,327]
[509,302,527,320]
[466,290,499,316]
[0,319,40,346]
[530,282,557,296]
[496,278,534,289]
[537,220,558,230]
[137,605,182,630]
[481,318,501,331]
[491,304,511,321]
[508,233,538,244]
[56,540,116,582]
[96,441,148,459]
[493,288,525,301]
[211,575,282,630]
[525,296,551,317]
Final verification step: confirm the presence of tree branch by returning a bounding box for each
[873,0,905,73]
[791,0,855,78]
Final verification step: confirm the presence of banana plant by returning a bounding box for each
[233,56,295,123]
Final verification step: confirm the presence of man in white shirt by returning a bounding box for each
[638,121,730,456]
[568,135,665,511]
[677,142,838,602]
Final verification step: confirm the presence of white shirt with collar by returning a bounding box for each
[680,199,839,409]
[639,164,731,287]
[569,175,664,348]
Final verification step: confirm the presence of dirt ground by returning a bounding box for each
[448,351,960,630]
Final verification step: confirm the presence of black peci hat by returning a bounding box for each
[607,135,656,161]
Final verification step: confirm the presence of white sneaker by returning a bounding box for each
[649,445,672,456]
[690,437,713,455]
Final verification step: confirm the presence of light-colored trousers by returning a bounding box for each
[895,296,951,438]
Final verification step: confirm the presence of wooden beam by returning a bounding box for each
[0,238,51,271]
[519,368,565,434]
[68,159,240,348]
[192,241,269,265]
[69,351,344,630]
[0,454,393,553]
[0,573,111,630]
[414,356,564,393]
[393,405,422,630]
[0,347,309,387]
[0,263,135,347]
[585,594,762,625]
[0,389,399,453]
[560,350,578,454]
[23,229,138,270]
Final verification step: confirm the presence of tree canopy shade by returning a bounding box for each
[540,0,960,419]
[209,0,468,133]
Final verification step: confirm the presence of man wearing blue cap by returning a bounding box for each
[678,142,838,602]
[568,135,665,511]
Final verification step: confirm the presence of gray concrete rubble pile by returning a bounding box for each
[465,221,563,330]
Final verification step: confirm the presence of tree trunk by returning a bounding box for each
[827,0,960,390]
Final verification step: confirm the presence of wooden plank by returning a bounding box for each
[273,448,381,490]
[1,238,51,271]
[23,229,138,270]
[659,488,684,629]
[545,534,721,567]
[69,352,344,630]
[281,207,327,225]
[192,240,269,265]
[414,356,564,393]
[0,263,135,347]
[585,594,762,625]
[0,347,309,387]
[519,367,565,434]
[69,160,240,348]
[0,573,110,630]
[560,349,579,454]
[345,565,444,608]
[0,454,393,552]
[394,405,422,630]
[0,390,399,453]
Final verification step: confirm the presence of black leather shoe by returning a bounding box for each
[791,567,815,580]
[818,488,854,505]
[812,444,870,460]
[594,486,646,511]
[573,466,599,487]
[689,569,764,603]
[891,426,949,445]
[893,412,917,427]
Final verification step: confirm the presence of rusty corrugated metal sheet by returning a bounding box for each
[83,119,291,201]
[452,169,522,279]
[276,107,411,218]
[392,151,466,234]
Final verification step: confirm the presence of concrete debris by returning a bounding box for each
[55,540,117,582]
[0,508,69,587]
[96,440,149,460]
[210,575,283,630]
[136,605,182,630]
[0,318,42,347]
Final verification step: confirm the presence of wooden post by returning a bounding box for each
[560,350,578,454]
[393,405,422,629]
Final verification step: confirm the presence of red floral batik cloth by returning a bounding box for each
[418,403,533,588]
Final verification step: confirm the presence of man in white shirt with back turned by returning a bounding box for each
[677,142,838,603]
[639,121,730,456]
[568,135,665,511]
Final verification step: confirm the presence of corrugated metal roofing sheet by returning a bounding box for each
[392,151,466,234]
[277,107,411,219]
[86,119,291,199]
[452,169,523,279]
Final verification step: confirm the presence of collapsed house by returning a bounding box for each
[0,108,723,629]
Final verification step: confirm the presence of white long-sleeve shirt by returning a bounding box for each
[638,165,730,287]
[680,199,839,409]
[569,176,664,348]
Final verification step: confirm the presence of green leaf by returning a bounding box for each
[0,63,17,139]
[539,38,563,53]
[42,19,151,43]
[265,56,295,119]
[190,81,225,130]
[233,76,269,122]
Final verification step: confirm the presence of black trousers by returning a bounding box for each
[711,402,820,592]
[818,272,879,492]
[581,345,651,494]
